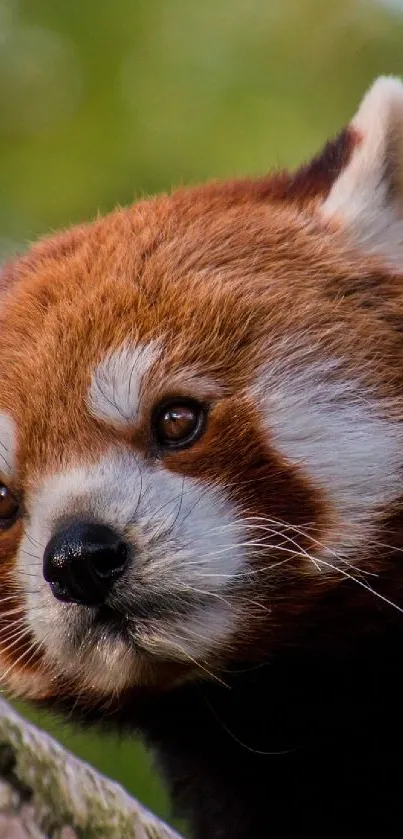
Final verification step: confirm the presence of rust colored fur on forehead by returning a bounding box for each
[0,120,398,490]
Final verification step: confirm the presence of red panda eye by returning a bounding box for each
[0,483,20,529]
[154,401,205,449]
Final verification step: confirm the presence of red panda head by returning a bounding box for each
[1,77,403,706]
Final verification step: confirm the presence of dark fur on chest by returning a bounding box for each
[49,628,403,839]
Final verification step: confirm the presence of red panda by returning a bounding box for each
[1,76,403,837]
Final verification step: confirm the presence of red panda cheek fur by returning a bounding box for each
[1,77,403,837]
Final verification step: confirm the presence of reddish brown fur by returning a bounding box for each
[3,107,403,838]
[1,124,403,700]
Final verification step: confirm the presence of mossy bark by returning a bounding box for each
[0,699,183,839]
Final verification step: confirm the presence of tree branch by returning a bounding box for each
[0,698,184,839]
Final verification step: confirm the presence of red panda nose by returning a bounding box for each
[43,522,128,607]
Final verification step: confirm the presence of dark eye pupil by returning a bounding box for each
[0,483,19,521]
[160,406,198,441]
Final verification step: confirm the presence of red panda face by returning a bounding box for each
[1,76,403,705]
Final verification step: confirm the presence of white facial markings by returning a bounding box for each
[88,340,161,427]
[88,340,224,432]
[0,411,17,480]
[253,357,403,553]
[138,604,238,666]
[17,448,245,688]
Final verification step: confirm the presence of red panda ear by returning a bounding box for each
[321,76,403,267]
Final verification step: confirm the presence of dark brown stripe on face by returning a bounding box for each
[161,395,328,550]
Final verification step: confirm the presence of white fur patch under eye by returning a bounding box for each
[0,411,17,479]
[253,358,403,551]
[88,340,161,427]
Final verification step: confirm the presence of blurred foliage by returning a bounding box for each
[2,0,403,252]
[2,0,403,830]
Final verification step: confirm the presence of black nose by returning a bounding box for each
[43,522,128,606]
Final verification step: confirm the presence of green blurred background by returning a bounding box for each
[2,0,403,831]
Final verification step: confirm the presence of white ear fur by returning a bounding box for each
[321,76,403,267]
